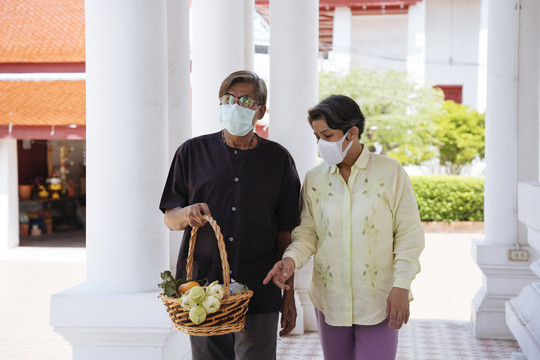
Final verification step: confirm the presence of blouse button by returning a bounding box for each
[234,177,239,182]
[232,206,237,212]
[234,150,238,155]
[229,237,234,242]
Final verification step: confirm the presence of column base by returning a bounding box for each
[295,259,317,332]
[510,353,529,360]
[506,283,540,360]
[472,240,538,339]
[50,283,190,360]
[289,292,305,335]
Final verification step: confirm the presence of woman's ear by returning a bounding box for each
[348,126,360,141]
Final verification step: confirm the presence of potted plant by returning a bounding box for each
[19,212,29,236]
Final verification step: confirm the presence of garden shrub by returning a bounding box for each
[410,175,484,222]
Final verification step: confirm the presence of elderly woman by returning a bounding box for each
[264,95,424,360]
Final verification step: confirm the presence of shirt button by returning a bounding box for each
[234,177,239,182]
[229,237,234,242]
[229,270,233,274]
[234,150,238,155]
[232,206,237,212]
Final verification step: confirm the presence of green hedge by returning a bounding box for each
[410,175,484,222]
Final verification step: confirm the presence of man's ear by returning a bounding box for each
[257,105,267,120]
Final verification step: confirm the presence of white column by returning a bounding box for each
[507,182,540,360]
[50,1,189,358]
[472,0,540,339]
[406,2,426,83]
[191,0,251,136]
[476,0,488,113]
[167,0,191,275]
[244,0,255,71]
[328,6,352,72]
[269,0,319,333]
[0,138,19,258]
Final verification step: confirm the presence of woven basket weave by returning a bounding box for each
[160,215,253,336]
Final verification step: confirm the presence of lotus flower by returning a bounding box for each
[206,281,225,301]
[181,294,197,311]
[202,295,221,314]
[188,286,206,303]
[189,305,207,325]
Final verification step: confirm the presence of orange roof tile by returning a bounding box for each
[0,80,85,126]
[0,0,85,63]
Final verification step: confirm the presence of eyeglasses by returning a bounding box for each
[221,94,256,108]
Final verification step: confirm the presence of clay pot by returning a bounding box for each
[19,185,32,200]
[20,223,29,236]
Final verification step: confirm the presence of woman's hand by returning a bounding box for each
[385,287,410,330]
[262,257,295,290]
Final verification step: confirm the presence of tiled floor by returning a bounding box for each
[277,320,522,360]
[0,232,524,360]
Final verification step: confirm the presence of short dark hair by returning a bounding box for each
[219,70,267,106]
[308,95,365,137]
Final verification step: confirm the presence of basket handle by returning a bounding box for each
[186,215,230,299]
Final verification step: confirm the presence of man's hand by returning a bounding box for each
[385,287,410,330]
[279,290,296,336]
[262,257,295,290]
[185,203,211,228]
[164,203,211,231]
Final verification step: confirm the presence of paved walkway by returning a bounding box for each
[0,232,522,360]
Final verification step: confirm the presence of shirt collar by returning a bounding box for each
[329,144,371,174]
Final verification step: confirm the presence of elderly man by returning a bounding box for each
[159,70,300,360]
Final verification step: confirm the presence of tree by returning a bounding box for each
[319,66,445,165]
[434,100,485,175]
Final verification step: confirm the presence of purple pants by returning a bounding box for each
[315,309,398,360]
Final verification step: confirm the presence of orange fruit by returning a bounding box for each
[179,281,201,294]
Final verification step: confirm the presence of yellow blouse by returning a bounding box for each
[284,147,424,326]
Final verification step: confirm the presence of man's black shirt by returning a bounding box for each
[159,131,300,314]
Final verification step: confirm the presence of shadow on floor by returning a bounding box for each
[19,229,85,248]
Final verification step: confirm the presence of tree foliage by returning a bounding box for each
[319,66,445,165]
[434,100,485,174]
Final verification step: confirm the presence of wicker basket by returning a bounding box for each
[160,215,253,336]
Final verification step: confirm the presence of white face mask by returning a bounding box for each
[220,104,258,136]
[317,130,353,165]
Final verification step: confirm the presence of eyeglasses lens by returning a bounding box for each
[238,96,254,108]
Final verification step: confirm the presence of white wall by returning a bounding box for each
[350,14,408,71]
[425,0,483,110]
[0,138,19,256]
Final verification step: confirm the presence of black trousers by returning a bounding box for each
[190,312,279,360]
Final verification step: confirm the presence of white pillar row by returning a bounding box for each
[328,6,352,73]
[269,0,319,333]
[167,0,192,276]
[406,1,426,83]
[0,138,19,258]
[472,0,540,339]
[191,0,252,137]
[50,1,189,358]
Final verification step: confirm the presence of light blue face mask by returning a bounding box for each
[220,104,258,136]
